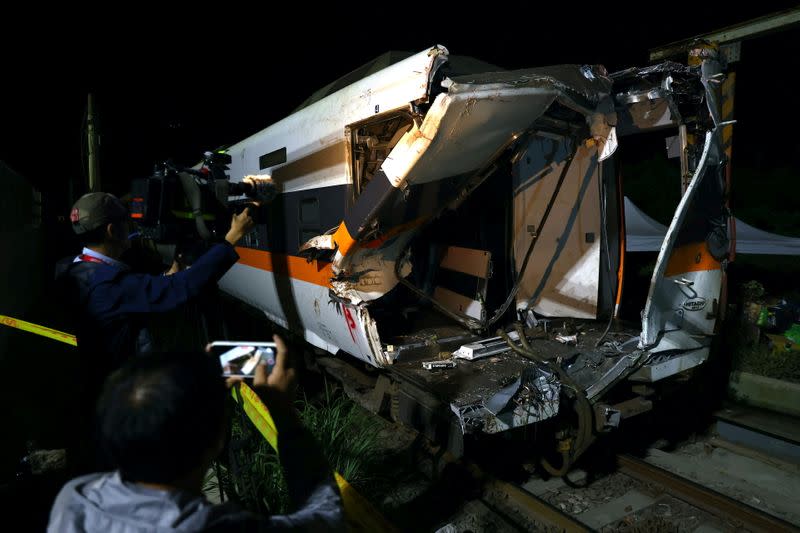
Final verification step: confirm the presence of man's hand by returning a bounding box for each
[164,255,190,275]
[253,334,296,398]
[164,260,181,276]
[243,175,277,205]
[225,207,256,245]
[253,335,300,431]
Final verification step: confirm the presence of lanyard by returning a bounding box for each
[78,254,111,266]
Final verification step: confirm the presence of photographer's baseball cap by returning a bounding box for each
[69,192,128,235]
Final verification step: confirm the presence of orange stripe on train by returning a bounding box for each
[664,242,721,278]
[235,247,333,287]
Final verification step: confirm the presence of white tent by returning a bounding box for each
[624,197,669,252]
[624,196,800,255]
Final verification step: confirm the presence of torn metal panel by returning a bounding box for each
[640,130,726,348]
[700,56,725,129]
[226,46,448,196]
[357,305,390,366]
[451,365,560,435]
[583,351,648,400]
[332,64,614,274]
[221,266,386,366]
[329,235,413,305]
[647,329,705,354]
[630,348,710,382]
[392,336,560,435]
[612,62,703,136]
[406,67,607,186]
[616,98,676,134]
[299,234,335,254]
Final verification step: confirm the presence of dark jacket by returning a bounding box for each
[55,243,239,371]
[53,243,241,473]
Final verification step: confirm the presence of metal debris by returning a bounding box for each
[453,330,520,360]
[555,333,578,345]
[422,359,457,370]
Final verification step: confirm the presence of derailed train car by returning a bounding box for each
[217,45,730,470]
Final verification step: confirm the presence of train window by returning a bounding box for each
[259,147,287,170]
[300,198,319,224]
[299,197,321,245]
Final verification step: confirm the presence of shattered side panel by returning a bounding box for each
[401,63,613,187]
[616,98,676,134]
[452,365,560,434]
[329,232,414,304]
[226,45,448,195]
[641,130,727,349]
[403,89,558,185]
[612,62,701,136]
[513,137,602,318]
[394,351,561,435]
[219,262,386,364]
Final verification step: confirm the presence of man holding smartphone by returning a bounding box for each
[48,335,345,531]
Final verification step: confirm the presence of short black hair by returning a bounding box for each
[97,352,227,483]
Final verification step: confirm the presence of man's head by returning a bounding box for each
[70,192,131,255]
[97,353,228,485]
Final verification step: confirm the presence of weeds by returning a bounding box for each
[211,379,388,515]
[732,341,800,383]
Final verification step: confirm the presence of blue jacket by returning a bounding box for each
[55,242,239,371]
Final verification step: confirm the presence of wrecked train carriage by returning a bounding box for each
[218,45,728,462]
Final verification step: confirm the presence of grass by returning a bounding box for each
[731,340,800,384]
[209,379,389,515]
[299,384,385,487]
[725,280,800,384]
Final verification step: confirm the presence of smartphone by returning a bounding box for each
[209,341,277,378]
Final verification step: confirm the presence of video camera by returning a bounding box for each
[129,151,276,245]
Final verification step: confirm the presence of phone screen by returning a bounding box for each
[211,342,276,377]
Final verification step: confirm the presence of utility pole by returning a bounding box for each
[87,93,101,192]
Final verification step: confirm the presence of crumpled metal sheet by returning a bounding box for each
[449,64,612,106]
[450,365,560,434]
[610,61,696,81]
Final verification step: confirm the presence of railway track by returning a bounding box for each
[397,433,800,532]
[316,358,800,531]
[617,454,799,533]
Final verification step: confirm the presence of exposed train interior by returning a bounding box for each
[328,65,729,466]
[359,106,639,355]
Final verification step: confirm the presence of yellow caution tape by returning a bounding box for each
[235,381,279,450]
[234,382,397,533]
[0,315,77,346]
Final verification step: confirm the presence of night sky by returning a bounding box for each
[1,4,798,210]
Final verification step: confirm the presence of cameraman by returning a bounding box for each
[54,192,254,470]
[57,192,253,367]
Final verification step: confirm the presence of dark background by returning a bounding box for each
[1,4,798,213]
